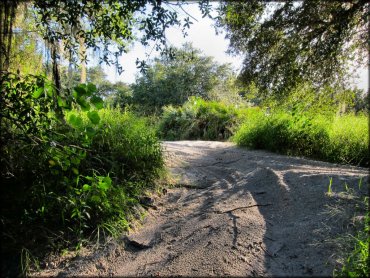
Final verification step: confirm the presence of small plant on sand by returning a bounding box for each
[327,177,333,195]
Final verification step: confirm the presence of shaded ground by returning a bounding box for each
[33,141,368,277]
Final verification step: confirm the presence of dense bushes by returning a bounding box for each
[1,73,163,274]
[234,109,369,167]
[158,97,368,167]
[158,97,247,140]
[3,107,163,263]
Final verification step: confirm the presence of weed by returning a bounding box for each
[330,179,369,277]
[21,248,40,276]
[328,178,333,195]
[335,209,369,277]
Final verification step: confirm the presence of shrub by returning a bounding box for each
[158,97,247,140]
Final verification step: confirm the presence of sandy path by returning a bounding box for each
[36,141,368,277]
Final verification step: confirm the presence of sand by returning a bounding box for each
[33,141,369,277]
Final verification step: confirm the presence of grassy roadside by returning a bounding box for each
[233,110,368,167]
[1,108,165,276]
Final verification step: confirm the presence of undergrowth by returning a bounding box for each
[327,179,370,278]
[337,211,369,277]
[234,109,369,167]
[158,97,249,140]
[1,75,164,278]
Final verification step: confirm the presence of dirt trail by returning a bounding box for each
[36,141,368,277]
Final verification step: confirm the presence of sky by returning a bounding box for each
[102,3,368,92]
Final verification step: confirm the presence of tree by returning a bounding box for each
[60,65,109,91]
[131,43,238,113]
[1,1,212,73]
[215,0,368,98]
[6,3,44,75]
[104,82,133,109]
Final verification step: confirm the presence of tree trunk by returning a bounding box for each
[0,0,18,73]
[79,36,86,83]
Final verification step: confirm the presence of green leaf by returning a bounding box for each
[90,96,104,110]
[64,96,73,110]
[87,111,100,125]
[85,176,94,181]
[98,181,110,191]
[72,167,79,175]
[57,96,67,108]
[102,176,112,186]
[82,184,91,191]
[87,83,97,95]
[73,84,87,98]
[85,126,96,137]
[45,84,54,97]
[71,157,80,165]
[68,114,83,128]
[32,87,43,98]
[76,97,91,111]
[91,195,101,202]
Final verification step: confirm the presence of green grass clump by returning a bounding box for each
[158,97,248,140]
[334,191,369,278]
[339,213,369,277]
[234,111,368,167]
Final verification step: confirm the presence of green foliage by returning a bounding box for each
[325,114,369,166]
[29,0,212,73]
[234,109,369,167]
[158,97,246,141]
[260,83,368,115]
[216,1,367,95]
[234,109,328,157]
[66,109,164,183]
[103,81,133,109]
[1,73,163,275]
[131,43,240,114]
[0,72,56,138]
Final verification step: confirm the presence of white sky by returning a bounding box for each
[102,3,368,92]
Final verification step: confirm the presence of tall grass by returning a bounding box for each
[234,110,368,167]
[326,114,369,166]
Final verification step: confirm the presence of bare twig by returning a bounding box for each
[260,245,275,258]
[216,203,272,214]
[178,5,199,22]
